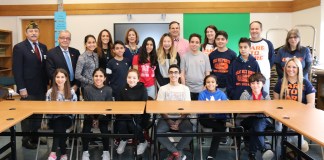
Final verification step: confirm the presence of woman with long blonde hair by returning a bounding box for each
[274,57,315,107]
[273,57,315,156]
[155,33,181,87]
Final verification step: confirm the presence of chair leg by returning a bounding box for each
[35,137,41,160]
[321,146,324,160]
[198,136,203,160]
[69,137,75,160]
[190,140,195,160]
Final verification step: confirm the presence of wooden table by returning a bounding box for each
[147,100,324,159]
[265,101,324,147]
[0,101,146,160]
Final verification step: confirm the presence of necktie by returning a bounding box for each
[63,50,74,81]
[33,42,41,62]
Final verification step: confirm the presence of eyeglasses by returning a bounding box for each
[168,71,179,75]
[59,37,71,41]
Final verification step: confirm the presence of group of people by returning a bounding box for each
[12,20,315,160]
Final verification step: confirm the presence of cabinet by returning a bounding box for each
[314,69,324,110]
[0,29,12,77]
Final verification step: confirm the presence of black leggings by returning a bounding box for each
[115,115,145,143]
[82,115,111,151]
[199,115,226,158]
[49,116,72,155]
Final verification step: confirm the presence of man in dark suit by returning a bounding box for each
[12,21,48,149]
[46,30,80,95]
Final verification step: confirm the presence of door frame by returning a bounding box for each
[16,16,54,42]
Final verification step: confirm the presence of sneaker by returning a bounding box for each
[206,156,214,160]
[301,140,309,152]
[202,138,206,144]
[48,152,57,160]
[82,151,90,160]
[248,153,256,160]
[60,154,68,160]
[173,151,186,160]
[137,140,148,155]
[262,149,274,160]
[102,151,110,160]
[116,140,127,154]
[165,153,175,160]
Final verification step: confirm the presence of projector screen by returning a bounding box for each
[114,23,169,47]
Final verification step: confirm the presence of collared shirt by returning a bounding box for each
[28,39,42,61]
[60,47,72,64]
[174,37,189,58]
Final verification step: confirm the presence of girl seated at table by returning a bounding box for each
[46,68,77,160]
[273,57,316,156]
[116,69,148,155]
[81,68,113,160]
[198,74,228,160]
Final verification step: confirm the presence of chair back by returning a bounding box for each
[0,86,8,100]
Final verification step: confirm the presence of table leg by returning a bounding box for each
[10,126,16,160]
[281,125,288,160]
[152,115,157,160]
[298,134,302,160]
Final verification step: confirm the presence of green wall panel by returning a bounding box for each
[183,13,250,54]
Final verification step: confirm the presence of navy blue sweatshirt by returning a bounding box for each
[227,54,260,100]
[209,48,237,88]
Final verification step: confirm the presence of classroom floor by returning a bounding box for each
[0,123,323,160]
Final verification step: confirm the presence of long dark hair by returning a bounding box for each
[51,68,72,101]
[138,37,157,67]
[96,29,113,58]
[202,25,218,49]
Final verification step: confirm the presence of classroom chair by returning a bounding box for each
[35,114,77,160]
[197,114,241,160]
[153,115,195,160]
[113,114,153,160]
[76,114,114,160]
[235,117,277,160]
[156,132,195,160]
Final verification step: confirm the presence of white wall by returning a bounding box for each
[0,17,18,45]
[250,13,292,49]
[0,8,321,57]
[67,14,183,52]
[321,0,324,63]
[292,6,321,60]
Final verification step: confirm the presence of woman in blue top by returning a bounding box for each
[275,28,312,79]
[198,75,227,160]
[81,68,113,160]
[274,57,315,155]
[46,68,77,160]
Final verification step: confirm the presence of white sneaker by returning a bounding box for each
[116,140,127,154]
[137,140,148,155]
[82,151,90,160]
[48,153,57,160]
[60,154,68,160]
[301,140,309,152]
[102,151,110,160]
[262,149,274,160]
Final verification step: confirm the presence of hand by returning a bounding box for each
[170,123,179,131]
[72,85,78,92]
[92,120,99,128]
[167,119,175,126]
[20,90,28,98]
